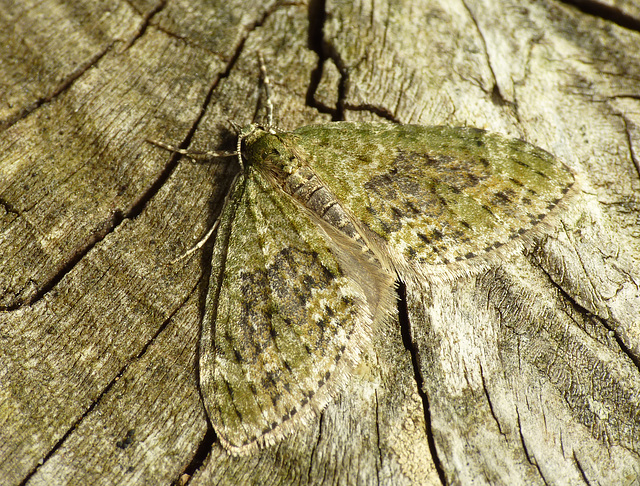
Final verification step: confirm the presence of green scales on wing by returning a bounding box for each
[288,123,575,268]
[199,121,576,454]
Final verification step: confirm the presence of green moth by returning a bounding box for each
[197,119,576,454]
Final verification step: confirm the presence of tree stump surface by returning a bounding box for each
[1,0,639,485]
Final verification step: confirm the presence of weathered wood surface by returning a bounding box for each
[0,0,639,484]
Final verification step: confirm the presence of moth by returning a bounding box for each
[152,60,576,455]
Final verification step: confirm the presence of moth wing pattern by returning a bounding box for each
[288,122,576,279]
[199,166,396,454]
[198,117,577,453]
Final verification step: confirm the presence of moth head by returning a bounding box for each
[241,125,299,178]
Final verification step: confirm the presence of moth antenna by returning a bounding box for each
[257,51,274,128]
[236,130,244,171]
[147,139,236,162]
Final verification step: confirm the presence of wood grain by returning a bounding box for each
[0,0,638,484]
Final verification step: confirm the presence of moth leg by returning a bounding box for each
[147,138,240,264]
[169,219,220,264]
[167,169,241,264]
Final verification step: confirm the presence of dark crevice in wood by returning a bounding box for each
[374,389,383,473]
[2,209,124,311]
[150,3,285,57]
[460,0,499,96]
[490,83,509,107]
[305,0,339,119]
[620,114,640,180]
[344,102,400,123]
[479,362,505,436]
[305,0,348,121]
[327,47,348,121]
[305,59,335,118]
[516,411,533,462]
[306,0,402,123]
[18,282,200,485]
[306,409,324,484]
[611,94,640,101]
[178,427,216,485]
[573,451,592,485]
[516,409,549,484]
[528,246,640,373]
[595,313,640,372]
[120,0,168,51]
[396,281,447,486]
[559,0,640,32]
[460,0,519,115]
[0,45,113,132]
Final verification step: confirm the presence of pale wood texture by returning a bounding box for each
[1,0,639,484]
